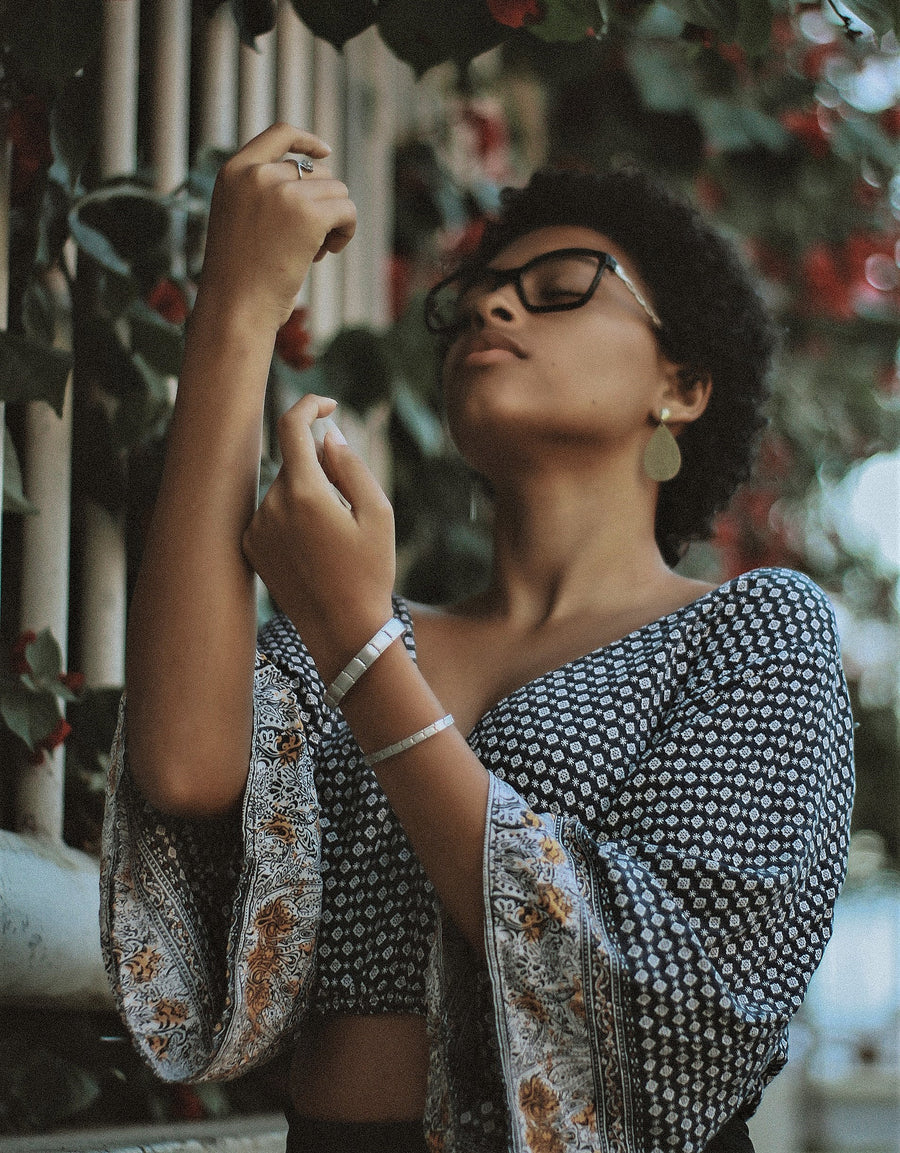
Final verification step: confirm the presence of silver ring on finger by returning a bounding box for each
[288,157,315,179]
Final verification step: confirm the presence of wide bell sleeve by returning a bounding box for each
[100,614,330,1083]
[426,574,855,1153]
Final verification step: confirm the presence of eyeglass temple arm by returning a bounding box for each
[611,264,662,329]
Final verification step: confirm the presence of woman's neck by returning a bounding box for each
[474,459,673,627]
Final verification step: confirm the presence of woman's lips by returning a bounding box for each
[458,332,526,367]
[462,346,520,367]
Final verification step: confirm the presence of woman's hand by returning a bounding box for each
[242,395,397,683]
[197,123,357,333]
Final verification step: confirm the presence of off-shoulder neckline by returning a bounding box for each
[394,567,806,739]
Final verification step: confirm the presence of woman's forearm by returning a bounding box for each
[337,642,490,952]
[123,124,353,816]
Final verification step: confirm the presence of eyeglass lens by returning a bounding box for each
[429,251,605,332]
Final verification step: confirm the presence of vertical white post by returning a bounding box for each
[99,0,140,179]
[309,38,345,340]
[390,53,419,140]
[80,0,140,693]
[16,268,73,841]
[151,0,191,419]
[343,28,393,328]
[238,29,276,145]
[199,5,239,151]
[152,0,191,196]
[0,140,10,607]
[276,2,314,127]
[276,2,314,310]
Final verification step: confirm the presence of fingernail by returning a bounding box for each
[326,426,347,446]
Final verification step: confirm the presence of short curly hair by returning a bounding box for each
[440,166,779,567]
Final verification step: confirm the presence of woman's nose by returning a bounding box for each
[466,281,520,328]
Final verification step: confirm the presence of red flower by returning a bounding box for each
[694,173,725,212]
[682,24,715,48]
[147,279,190,325]
[11,631,37,676]
[275,308,315,372]
[462,104,509,162]
[779,109,831,158]
[853,178,882,209]
[716,42,747,77]
[801,243,853,319]
[42,717,72,751]
[448,216,488,259]
[171,1085,206,1121]
[388,254,414,322]
[5,95,53,203]
[486,0,544,28]
[28,717,73,765]
[800,42,840,81]
[744,238,790,285]
[58,671,86,695]
[880,107,900,138]
[771,14,795,49]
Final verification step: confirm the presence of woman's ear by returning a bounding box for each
[660,370,712,430]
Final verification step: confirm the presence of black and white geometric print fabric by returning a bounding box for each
[429,567,854,1152]
[257,568,854,1046]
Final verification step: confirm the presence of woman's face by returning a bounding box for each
[441,224,677,479]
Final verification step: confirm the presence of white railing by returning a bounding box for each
[0,0,417,1006]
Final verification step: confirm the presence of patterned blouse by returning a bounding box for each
[100,567,854,1152]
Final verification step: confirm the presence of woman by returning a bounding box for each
[100,123,855,1153]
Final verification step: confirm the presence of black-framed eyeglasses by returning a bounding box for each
[424,247,662,336]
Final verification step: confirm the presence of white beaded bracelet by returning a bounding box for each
[365,713,455,767]
[323,617,407,711]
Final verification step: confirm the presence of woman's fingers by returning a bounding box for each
[320,430,393,522]
[274,395,389,519]
[276,395,339,484]
[233,122,331,168]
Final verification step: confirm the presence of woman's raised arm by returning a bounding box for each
[124,124,356,817]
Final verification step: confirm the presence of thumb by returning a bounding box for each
[322,429,389,515]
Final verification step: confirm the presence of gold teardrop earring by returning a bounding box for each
[643,407,682,482]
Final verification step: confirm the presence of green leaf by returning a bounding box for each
[734,0,772,56]
[128,299,186,377]
[25,629,63,685]
[230,0,278,45]
[376,0,506,75]
[0,684,62,753]
[392,383,445,458]
[841,0,900,34]
[529,0,606,43]
[0,331,71,416]
[3,427,38,516]
[627,42,698,112]
[698,98,789,152]
[318,327,393,415]
[189,146,235,203]
[69,184,173,281]
[662,0,742,37]
[49,72,92,195]
[22,279,57,346]
[67,212,130,277]
[110,356,173,450]
[289,0,379,49]
[830,118,900,171]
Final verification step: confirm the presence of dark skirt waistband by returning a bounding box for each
[284,1108,753,1152]
[284,1109,428,1153]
